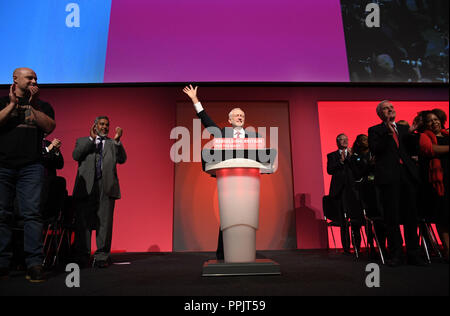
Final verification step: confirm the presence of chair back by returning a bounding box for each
[322,195,342,223]
[345,187,365,222]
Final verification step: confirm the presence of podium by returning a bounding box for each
[200,142,280,276]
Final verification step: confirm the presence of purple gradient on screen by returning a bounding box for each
[104,0,349,82]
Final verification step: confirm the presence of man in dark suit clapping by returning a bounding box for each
[327,134,360,254]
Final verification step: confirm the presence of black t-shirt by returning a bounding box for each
[0,95,55,168]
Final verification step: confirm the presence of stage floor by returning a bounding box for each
[0,250,448,296]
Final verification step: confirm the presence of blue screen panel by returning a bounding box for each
[0,1,112,84]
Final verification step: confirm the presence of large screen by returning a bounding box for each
[0,0,448,84]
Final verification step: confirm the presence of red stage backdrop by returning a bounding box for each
[0,85,447,252]
[318,100,449,248]
[36,87,177,253]
[173,101,296,251]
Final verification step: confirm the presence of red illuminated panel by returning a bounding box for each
[318,100,449,248]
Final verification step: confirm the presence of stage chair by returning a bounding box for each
[360,184,386,264]
[42,176,70,268]
[344,187,367,259]
[322,195,346,252]
[418,219,443,263]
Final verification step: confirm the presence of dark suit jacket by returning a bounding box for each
[327,150,353,197]
[197,110,260,138]
[42,139,64,177]
[72,137,127,199]
[368,122,419,185]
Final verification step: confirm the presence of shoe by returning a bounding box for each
[407,255,428,267]
[25,265,47,283]
[93,259,110,269]
[0,267,9,280]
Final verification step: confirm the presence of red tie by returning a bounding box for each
[392,128,399,148]
[390,124,403,164]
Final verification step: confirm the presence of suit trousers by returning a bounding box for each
[75,179,115,262]
[377,165,420,258]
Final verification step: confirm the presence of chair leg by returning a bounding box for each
[43,224,56,267]
[361,227,367,249]
[329,225,337,253]
[419,223,431,263]
[42,223,51,252]
[350,223,359,259]
[53,228,66,267]
[427,223,443,258]
[371,220,385,265]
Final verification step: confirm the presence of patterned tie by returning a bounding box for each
[95,137,104,180]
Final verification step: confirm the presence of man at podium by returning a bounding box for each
[183,85,261,260]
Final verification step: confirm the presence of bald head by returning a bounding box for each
[13,67,35,78]
[12,67,37,96]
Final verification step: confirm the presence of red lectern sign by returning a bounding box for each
[207,138,265,150]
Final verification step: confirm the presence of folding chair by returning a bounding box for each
[322,195,347,252]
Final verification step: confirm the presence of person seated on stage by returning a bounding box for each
[182,85,260,261]
[42,138,63,175]
[349,134,386,258]
[418,110,449,262]
[326,133,360,254]
[368,100,426,267]
[41,138,65,220]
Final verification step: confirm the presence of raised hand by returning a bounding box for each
[51,138,61,149]
[28,86,39,106]
[387,122,396,135]
[114,127,123,141]
[47,138,61,152]
[9,84,18,106]
[90,124,97,139]
[182,85,199,104]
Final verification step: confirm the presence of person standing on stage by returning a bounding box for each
[419,110,449,261]
[72,116,127,268]
[368,100,426,266]
[182,85,260,260]
[0,67,55,282]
